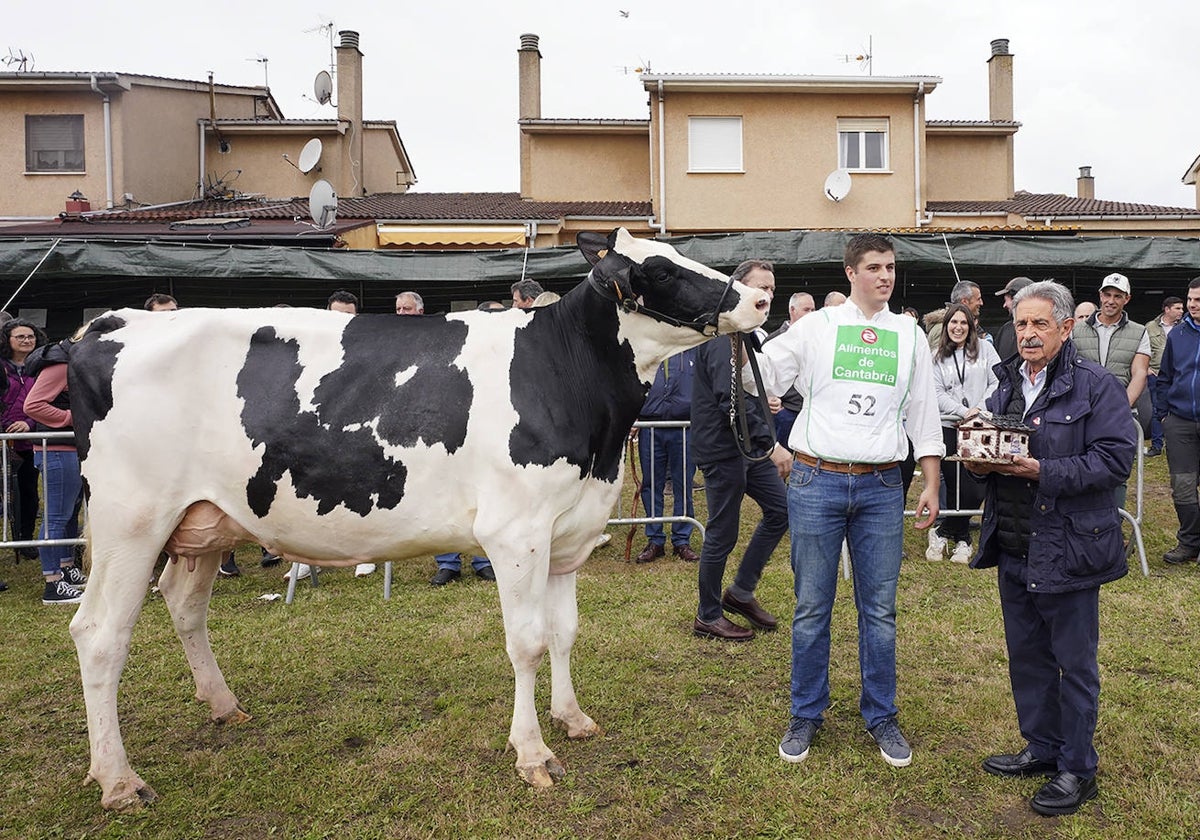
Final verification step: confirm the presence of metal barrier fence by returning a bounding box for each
[0,423,1149,584]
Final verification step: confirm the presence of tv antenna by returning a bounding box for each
[246,54,269,89]
[838,35,873,75]
[3,48,34,72]
[304,18,338,79]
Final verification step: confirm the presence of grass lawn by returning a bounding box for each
[1,454,1198,839]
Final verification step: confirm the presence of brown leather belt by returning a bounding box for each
[794,451,898,475]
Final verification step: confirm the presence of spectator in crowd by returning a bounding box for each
[634,349,700,564]
[1071,273,1148,511]
[971,280,1135,817]
[387,292,496,585]
[1154,277,1200,565]
[0,319,48,563]
[1144,295,1184,457]
[1074,301,1097,321]
[477,301,506,312]
[23,337,89,604]
[902,305,920,322]
[925,280,986,349]
[992,277,1033,360]
[327,290,359,314]
[511,280,544,309]
[395,291,424,315]
[765,293,815,446]
[926,304,1000,563]
[822,290,846,307]
[750,233,942,769]
[144,293,178,312]
[690,259,791,642]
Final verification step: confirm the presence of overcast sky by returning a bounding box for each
[15,0,1199,208]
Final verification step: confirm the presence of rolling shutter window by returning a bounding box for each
[26,115,85,172]
[688,117,743,173]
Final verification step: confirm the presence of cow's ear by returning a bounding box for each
[577,229,617,266]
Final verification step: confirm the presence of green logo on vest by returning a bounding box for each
[832,325,899,386]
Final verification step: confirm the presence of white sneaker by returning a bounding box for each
[354,563,376,577]
[949,541,972,564]
[283,563,312,582]
[925,530,947,562]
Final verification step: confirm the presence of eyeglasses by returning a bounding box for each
[12,335,36,342]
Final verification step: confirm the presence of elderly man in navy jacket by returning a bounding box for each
[634,348,700,563]
[969,280,1136,817]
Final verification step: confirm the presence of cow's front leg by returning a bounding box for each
[545,570,601,740]
[157,550,250,724]
[493,554,564,787]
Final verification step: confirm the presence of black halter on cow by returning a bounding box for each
[66,227,769,811]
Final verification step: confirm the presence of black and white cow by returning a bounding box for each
[67,228,769,811]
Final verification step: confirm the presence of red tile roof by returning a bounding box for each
[84,193,655,223]
[927,191,1200,218]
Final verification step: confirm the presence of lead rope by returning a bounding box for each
[729,332,776,462]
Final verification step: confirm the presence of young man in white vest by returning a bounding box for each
[746,233,944,768]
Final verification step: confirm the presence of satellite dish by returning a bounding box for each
[314,70,333,105]
[297,138,322,174]
[308,179,337,229]
[824,169,852,202]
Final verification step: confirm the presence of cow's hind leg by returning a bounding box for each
[546,571,601,740]
[157,550,250,725]
[492,555,564,787]
[69,530,163,812]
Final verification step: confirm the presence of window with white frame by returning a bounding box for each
[837,118,889,172]
[25,115,85,172]
[688,116,743,173]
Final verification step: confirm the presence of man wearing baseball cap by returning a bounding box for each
[1071,273,1149,510]
[993,276,1033,360]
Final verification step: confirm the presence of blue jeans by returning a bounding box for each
[1147,373,1164,450]
[787,461,905,729]
[435,552,490,572]
[33,450,83,578]
[637,426,695,546]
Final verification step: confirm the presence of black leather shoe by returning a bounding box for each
[1031,771,1098,816]
[475,566,496,582]
[983,747,1058,778]
[693,616,754,642]
[0,580,7,592]
[430,568,461,586]
[1163,544,1199,565]
[721,589,777,631]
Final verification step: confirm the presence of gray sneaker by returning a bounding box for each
[779,717,820,764]
[869,717,912,767]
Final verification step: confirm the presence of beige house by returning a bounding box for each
[0,29,414,221]
[517,34,1200,239]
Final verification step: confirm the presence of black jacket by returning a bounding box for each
[690,335,774,463]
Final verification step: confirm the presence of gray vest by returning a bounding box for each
[1071,316,1145,386]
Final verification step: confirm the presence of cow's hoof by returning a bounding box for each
[96,777,159,812]
[213,704,252,726]
[516,757,564,788]
[553,714,603,740]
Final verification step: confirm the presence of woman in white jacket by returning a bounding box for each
[927,303,1001,563]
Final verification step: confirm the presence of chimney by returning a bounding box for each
[987,38,1013,122]
[65,190,90,214]
[518,33,542,198]
[336,30,365,196]
[518,33,542,120]
[1077,166,1095,200]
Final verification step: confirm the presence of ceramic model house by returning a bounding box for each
[955,412,1033,461]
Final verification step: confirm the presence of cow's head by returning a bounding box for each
[579,228,769,340]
